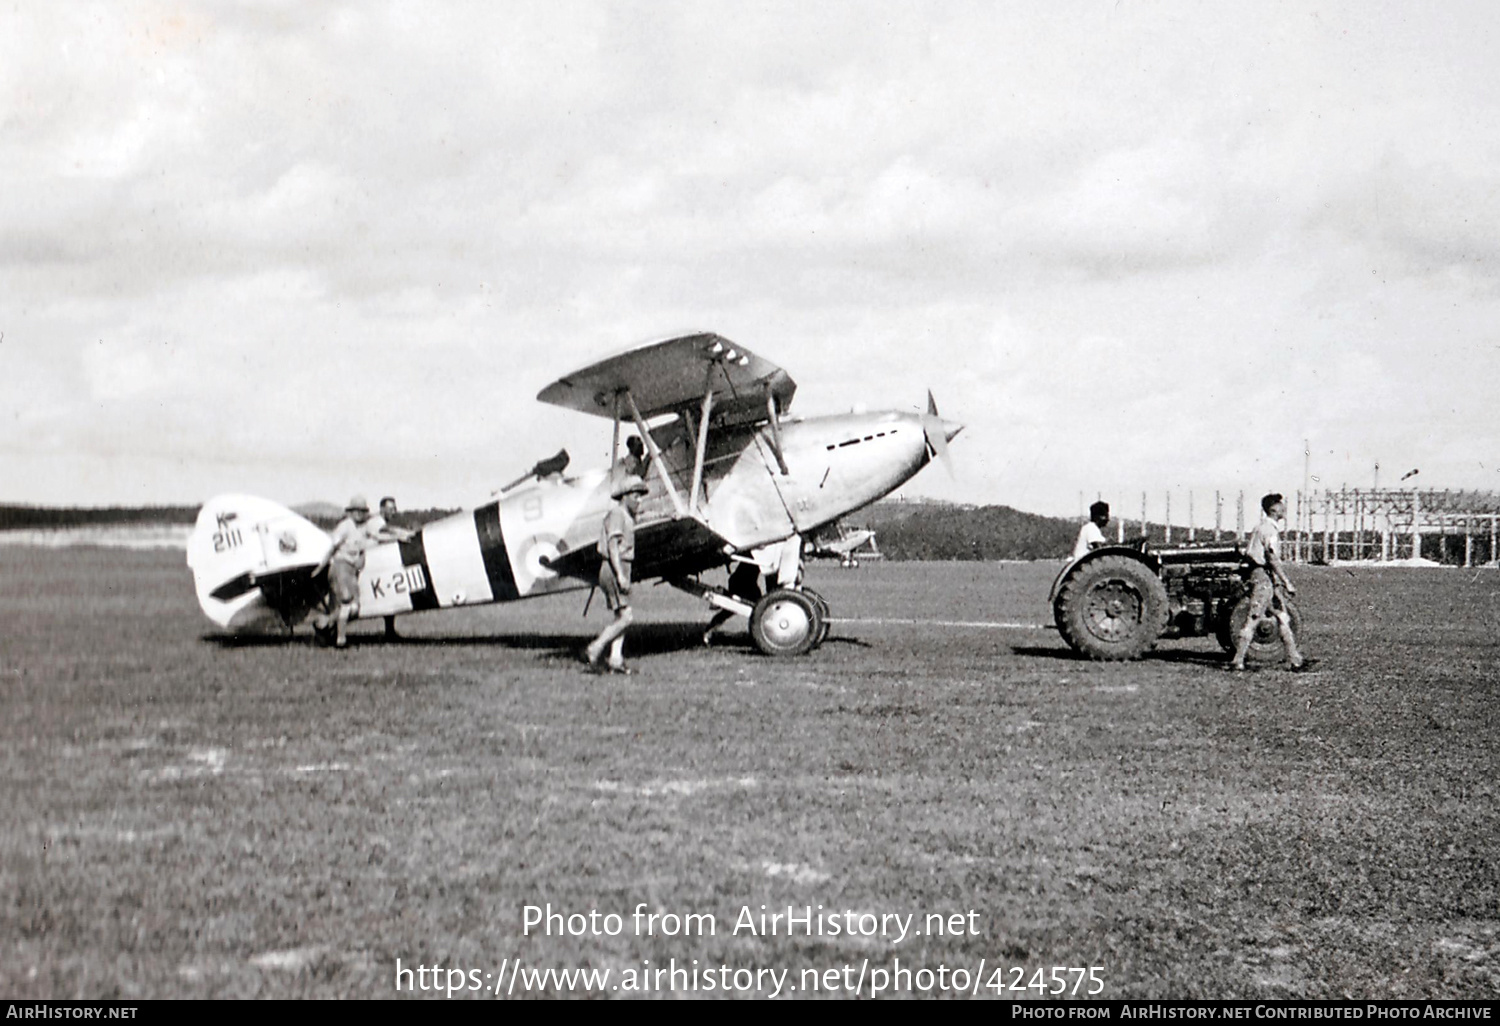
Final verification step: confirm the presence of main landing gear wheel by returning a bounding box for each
[1220,597,1303,658]
[799,587,832,649]
[750,589,824,657]
[1053,555,1170,661]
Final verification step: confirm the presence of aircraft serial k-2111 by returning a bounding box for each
[187,333,962,656]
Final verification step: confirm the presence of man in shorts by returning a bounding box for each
[312,495,380,649]
[584,475,650,674]
[1230,492,1307,672]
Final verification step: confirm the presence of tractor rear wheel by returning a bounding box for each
[1054,555,1170,661]
[750,589,823,657]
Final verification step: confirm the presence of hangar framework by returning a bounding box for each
[1292,488,1500,565]
[1083,487,1500,566]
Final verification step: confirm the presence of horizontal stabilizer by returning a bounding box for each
[209,572,256,603]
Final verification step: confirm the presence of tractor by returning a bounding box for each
[1048,540,1302,661]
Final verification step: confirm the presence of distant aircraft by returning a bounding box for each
[806,521,881,568]
[187,333,961,656]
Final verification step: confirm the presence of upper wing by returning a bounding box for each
[537,332,796,422]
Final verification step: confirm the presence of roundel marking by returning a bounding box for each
[519,532,562,581]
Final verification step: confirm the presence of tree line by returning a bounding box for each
[3,500,1098,561]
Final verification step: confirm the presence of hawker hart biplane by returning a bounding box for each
[187,333,961,656]
[806,521,881,568]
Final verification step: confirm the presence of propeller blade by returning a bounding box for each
[921,390,961,478]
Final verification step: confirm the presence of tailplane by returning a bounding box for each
[186,494,332,632]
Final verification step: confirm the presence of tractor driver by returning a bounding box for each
[1072,500,1111,560]
[1229,492,1307,672]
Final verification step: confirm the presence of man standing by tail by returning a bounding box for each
[371,496,415,640]
[313,495,380,649]
[1231,492,1307,672]
[585,475,649,675]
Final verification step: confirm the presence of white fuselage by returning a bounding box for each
[189,408,949,631]
[359,410,935,612]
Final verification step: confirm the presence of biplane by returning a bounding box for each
[806,522,881,568]
[187,333,961,656]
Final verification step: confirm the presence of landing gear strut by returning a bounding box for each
[669,579,832,657]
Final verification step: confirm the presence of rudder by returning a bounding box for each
[187,494,331,631]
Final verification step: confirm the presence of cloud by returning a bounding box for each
[4,1,1500,511]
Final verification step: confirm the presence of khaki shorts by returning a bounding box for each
[329,560,361,605]
[1245,566,1286,619]
[598,560,633,612]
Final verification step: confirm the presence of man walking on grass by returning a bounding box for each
[584,475,649,675]
[1230,492,1307,672]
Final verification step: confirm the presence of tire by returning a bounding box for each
[801,587,832,648]
[1053,554,1170,661]
[1049,562,1074,633]
[1215,612,1239,653]
[1223,597,1303,660]
[750,589,823,657]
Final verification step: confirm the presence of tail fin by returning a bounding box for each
[187,494,332,632]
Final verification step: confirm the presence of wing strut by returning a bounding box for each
[621,388,689,517]
[689,361,716,513]
[765,386,790,475]
[611,393,622,467]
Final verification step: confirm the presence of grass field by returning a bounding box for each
[2,548,1497,999]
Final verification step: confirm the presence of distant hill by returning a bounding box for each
[0,503,457,534]
[844,499,1254,560]
[849,500,1080,560]
[0,505,199,530]
[291,501,344,523]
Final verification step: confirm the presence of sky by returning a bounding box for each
[4,0,1499,520]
